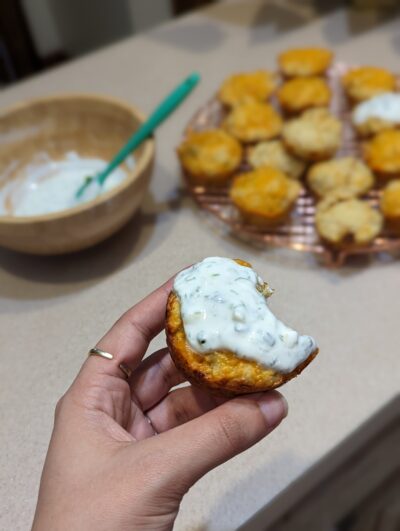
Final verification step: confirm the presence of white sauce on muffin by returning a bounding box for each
[353,93,400,125]
[174,257,316,373]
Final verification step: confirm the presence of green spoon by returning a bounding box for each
[75,72,201,199]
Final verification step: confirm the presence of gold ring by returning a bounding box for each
[89,347,113,360]
[119,362,132,379]
[88,348,132,380]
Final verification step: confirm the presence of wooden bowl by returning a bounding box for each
[0,94,154,254]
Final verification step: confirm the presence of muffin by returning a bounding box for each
[177,129,243,185]
[352,93,400,137]
[307,157,374,198]
[222,101,283,143]
[248,140,306,179]
[282,108,342,161]
[363,129,400,179]
[218,70,278,107]
[229,167,301,227]
[277,77,331,113]
[315,192,383,247]
[342,66,396,103]
[278,47,333,77]
[166,256,318,396]
[380,179,400,233]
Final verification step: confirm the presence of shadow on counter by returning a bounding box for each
[188,0,398,52]
[200,0,339,45]
[149,0,336,54]
[204,0,396,35]
[0,187,182,302]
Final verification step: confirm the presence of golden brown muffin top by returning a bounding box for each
[248,140,306,179]
[278,47,333,77]
[230,167,301,218]
[342,66,396,102]
[218,70,278,107]
[177,129,242,179]
[278,77,331,113]
[282,108,342,160]
[307,157,374,198]
[380,179,400,218]
[315,192,383,244]
[223,101,283,143]
[364,129,400,175]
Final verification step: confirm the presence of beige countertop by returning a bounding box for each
[1,1,400,529]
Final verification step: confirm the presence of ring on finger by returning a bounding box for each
[88,347,132,380]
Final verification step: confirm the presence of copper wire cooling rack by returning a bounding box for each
[182,63,400,267]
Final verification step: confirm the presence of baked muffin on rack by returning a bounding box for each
[177,129,243,186]
[229,166,301,227]
[166,256,318,396]
[218,70,278,107]
[248,140,306,179]
[282,108,342,161]
[380,179,400,233]
[278,47,333,77]
[363,129,400,179]
[352,93,400,137]
[342,66,396,103]
[277,77,331,113]
[222,101,283,143]
[315,191,383,247]
[307,157,374,198]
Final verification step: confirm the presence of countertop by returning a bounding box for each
[1,1,399,529]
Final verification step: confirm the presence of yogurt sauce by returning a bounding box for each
[174,257,317,373]
[0,151,133,217]
[353,92,400,125]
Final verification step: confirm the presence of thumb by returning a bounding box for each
[152,390,287,491]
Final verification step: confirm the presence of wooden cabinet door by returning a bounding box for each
[0,0,39,84]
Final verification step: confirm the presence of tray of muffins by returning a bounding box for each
[177,47,400,267]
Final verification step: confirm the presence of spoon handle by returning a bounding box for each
[76,72,200,198]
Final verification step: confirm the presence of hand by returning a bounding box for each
[32,278,288,531]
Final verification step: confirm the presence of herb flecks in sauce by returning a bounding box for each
[173,257,316,373]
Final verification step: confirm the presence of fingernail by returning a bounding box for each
[257,392,288,429]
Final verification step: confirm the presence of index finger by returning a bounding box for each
[82,277,174,380]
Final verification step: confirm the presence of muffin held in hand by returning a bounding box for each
[277,77,331,114]
[248,140,306,179]
[282,108,342,161]
[315,192,383,247]
[229,167,301,227]
[363,129,400,179]
[380,179,400,233]
[307,157,374,199]
[352,93,400,137]
[342,66,396,103]
[218,70,278,107]
[278,47,333,77]
[177,129,243,185]
[166,257,318,396]
[222,101,283,143]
